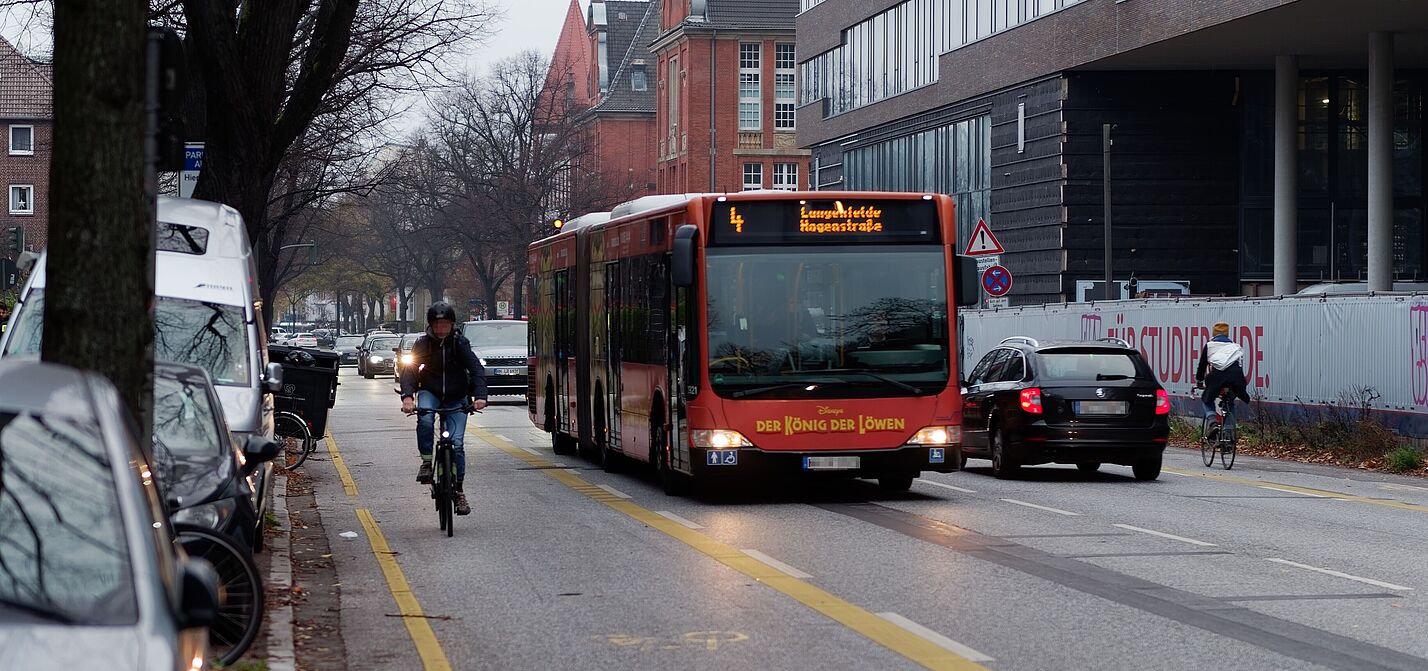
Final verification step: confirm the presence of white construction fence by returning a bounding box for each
[959,293,1428,436]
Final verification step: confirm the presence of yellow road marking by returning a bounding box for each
[326,430,358,497]
[469,426,988,671]
[1164,467,1428,514]
[357,508,452,671]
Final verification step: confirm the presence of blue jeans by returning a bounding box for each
[1203,397,1236,432]
[416,391,468,482]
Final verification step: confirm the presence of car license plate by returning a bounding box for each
[495,367,523,376]
[1076,400,1128,415]
[706,450,738,466]
[803,456,861,471]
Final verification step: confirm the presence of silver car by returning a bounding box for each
[0,360,220,670]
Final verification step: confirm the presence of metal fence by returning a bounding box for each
[960,293,1428,436]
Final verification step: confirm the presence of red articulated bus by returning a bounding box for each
[527,191,981,494]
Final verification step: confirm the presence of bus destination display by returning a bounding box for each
[710,199,940,245]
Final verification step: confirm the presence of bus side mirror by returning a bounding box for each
[672,225,699,288]
[954,255,981,307]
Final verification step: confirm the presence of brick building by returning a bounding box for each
[0,39,50,257]
[653,0,809,193]
[798,0,1428,303]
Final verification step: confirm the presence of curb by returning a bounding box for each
[265,474,297,671]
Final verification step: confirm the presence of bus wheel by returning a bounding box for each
[653,424,685,496]
[877,473,915,492]
[597,403,620,473]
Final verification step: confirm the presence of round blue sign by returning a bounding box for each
[982,265,1013,297]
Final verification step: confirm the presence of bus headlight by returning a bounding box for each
[906,426,960,445]
[691,429,752,449]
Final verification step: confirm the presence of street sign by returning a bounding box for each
[179,142,204,198]
[964,219,1005,256]
[982,265,1013,297]
[497,300,509,315]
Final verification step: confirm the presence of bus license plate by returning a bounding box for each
[804,456,860,471]
[1075,401,1128,415]
[707,450,738,466]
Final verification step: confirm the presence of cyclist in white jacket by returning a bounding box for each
[1195,321,1252,429]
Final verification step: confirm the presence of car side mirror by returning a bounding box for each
[176,558,220,629]
[242,435,281,476]
[263,362,284,393]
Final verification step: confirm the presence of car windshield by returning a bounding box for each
[0,411,138,625]
[153,372,224,457]
[705,246,950,398]
[1036,350,1149,382]
[6,290,252,386]
[336,336,363,348]
[463,322,527,348]
[370,337,399,351]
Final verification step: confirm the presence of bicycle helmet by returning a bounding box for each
[427,301,457,323]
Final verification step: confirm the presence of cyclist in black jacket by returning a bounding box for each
[399,302,487,515]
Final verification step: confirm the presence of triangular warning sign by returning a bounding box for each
[964,219,1005,256]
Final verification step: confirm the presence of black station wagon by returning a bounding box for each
[960,336,1170,480]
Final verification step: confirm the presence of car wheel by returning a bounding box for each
[878,474,916,492]
[1077,463,1101,474]
[990,427,1020,479]
[1133,457,1162,481]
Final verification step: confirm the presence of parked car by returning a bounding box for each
[393,333,419,381]
[1,197,284,535]
[462,319,529,396]
[335,335,364,367]
[960,336,1170,480]
[0,359,220,670]
[289,332,319,348]
[360,334,401,379]
[153,362,279,553]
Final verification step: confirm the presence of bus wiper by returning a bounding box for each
[0,596,78,624]
[731,382,811,399]
[809,369,922,394]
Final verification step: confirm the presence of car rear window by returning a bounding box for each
[1036,350,1149,382]
[156,222,210,255]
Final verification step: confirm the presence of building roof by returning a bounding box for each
[589,0,660,115]
[703,0,798,31]
[0,38,52,120]
[545,0,595,109]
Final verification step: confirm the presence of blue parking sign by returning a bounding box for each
[929,448,945,464]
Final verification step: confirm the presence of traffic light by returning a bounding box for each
[6,226,23,257]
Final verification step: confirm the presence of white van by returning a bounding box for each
[1,197,281,523]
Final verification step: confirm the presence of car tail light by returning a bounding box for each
[1019,388,1043,414]
[1155,389,1170,415]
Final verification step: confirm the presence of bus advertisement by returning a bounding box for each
[528,191,981,494]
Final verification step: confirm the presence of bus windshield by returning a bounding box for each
[704,246,950,398]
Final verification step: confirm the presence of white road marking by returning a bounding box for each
[495,434,512,441]
[742,549,813,579]
[521,447,541,455]
[1000,498,1080,516]
[1265,558,1414,591]
[596,484,632,499]
[875,613,995,662]
[654,510,705,529]
[1258,485,1329,498]
[916,479,977,494]
[1112,524,1217,547]
[1379,483,1428,493]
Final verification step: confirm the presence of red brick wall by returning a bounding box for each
[0,120,50,253]
[593,115,658,199]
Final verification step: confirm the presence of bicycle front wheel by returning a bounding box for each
[439,447,455,537]
[275,412,314,470]
[1200,418,1215,467]
[175,525,264,666]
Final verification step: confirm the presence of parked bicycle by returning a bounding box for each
[411,405,475,537]
[274,407,315,469]
[1194,385,1237,470]
[174,523,264,665]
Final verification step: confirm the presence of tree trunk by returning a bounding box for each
[44,2,152,454]
[512,266,527,319]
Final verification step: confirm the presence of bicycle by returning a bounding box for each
[274,407,315,470]
[174,523,264,665]
[411,405,475,537]
[1194,386,1237,470]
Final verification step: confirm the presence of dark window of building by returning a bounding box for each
[631,65,648,92]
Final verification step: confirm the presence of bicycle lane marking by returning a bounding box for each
[1163,467,1428,515]
[326,429,451,669]
[467,425,989,671]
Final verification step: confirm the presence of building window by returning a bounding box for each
[739,43,761,131]
[775,44,796,131]
[773,163,799,190]
[631,64,648,91]
[9,125,33,156]
[742,163,763,190]
[667,56,680,154]
[9,185,34,215]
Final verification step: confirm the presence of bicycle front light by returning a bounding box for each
[172,498,238,531]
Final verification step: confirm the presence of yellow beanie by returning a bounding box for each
[1213,322,1230,337]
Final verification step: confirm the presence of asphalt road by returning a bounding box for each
[305,368,1428,671]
